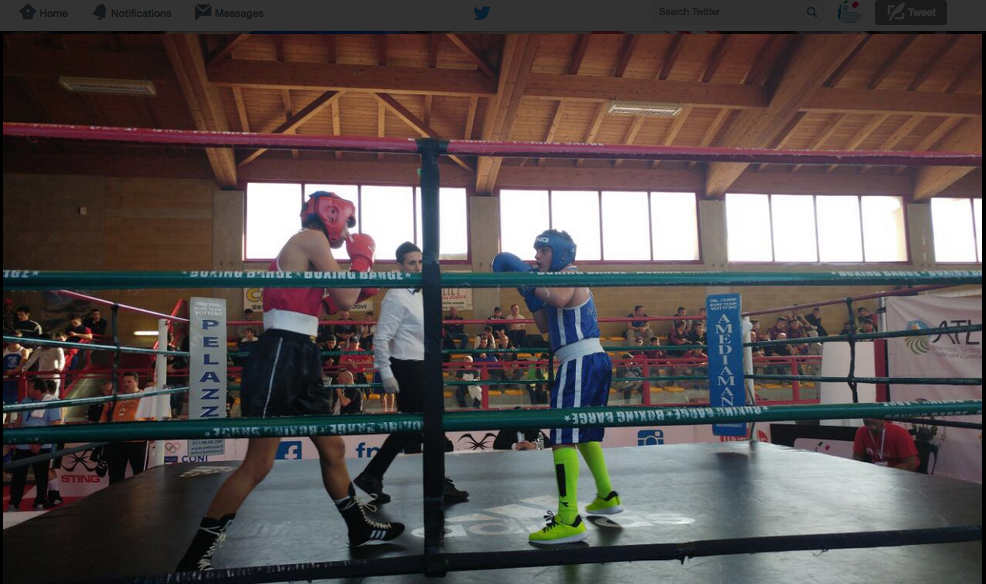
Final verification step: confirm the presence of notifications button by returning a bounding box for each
[875,0,946,25]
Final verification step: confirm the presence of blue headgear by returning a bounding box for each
[533,230,577,272]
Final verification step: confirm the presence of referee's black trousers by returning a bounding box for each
[362,358,434,478]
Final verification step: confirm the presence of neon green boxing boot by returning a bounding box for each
[585,491,623,515]
[529,512,588,545]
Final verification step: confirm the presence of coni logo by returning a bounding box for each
[905,320,932,355]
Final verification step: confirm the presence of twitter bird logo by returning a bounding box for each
[474,6,490,19]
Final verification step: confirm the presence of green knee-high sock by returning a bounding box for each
[577,442,613,497]
[553,447,580,524]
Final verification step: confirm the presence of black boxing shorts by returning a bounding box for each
[240,329,330,418]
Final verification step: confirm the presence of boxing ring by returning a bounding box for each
[3,123,983,583]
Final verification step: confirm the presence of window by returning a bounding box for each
[861,196,907,262]
[726,194,773,262]
[499,189,700,263]
[651,192,699,261]
[415,187,469,260]
[770,194,817,262]
[554,191,601,261]
[246,182,469,262]
[726,194,907,263]
[932,198,982,263]
[602,191,649,261]
[245,183,302,261]
[499,190,549,260]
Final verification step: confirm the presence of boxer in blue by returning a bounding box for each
[493,230,622,545]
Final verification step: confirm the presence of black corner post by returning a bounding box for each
[845,298,859,403]
[111,303,121,403]
[417,138,448,577]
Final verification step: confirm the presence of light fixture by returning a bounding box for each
[607,100,682,118]
[133,331,161,337]
[59,76,157,96]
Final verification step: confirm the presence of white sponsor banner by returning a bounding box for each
[887,296,982,483]
[442,287,473,310]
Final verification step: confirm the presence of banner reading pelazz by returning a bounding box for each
[886,296,982,483]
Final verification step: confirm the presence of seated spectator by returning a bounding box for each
[643,336,666,360]
[64,315,93,381]
[322,334,340,375]
[488,306,507,336]
[767,316,789,340]
[667,321,691,355]
[859,319,877,336]
[239,308,259,340]
[615,353,643,402]
[85,380,115,424]
[804,307,828,337]
[473,325,495,350]
[359,311,376,350]
[856,307,877,332]
[493,410,552,450]
[236,328,260,366]
[339,337,371,383]
[522,355,549,405]
[805,330,823,375]
[785,317,809,355]
[443,307,470,349]
[4,332,30,408]
[7,378,62,511]
[454,356,483,408]
[19,332,66,397]
[505,304,528,348]
[333,310,359,344]
[333,370,364,415]
[625,305,654,344]
[766,332,798,375]
[686,321,708,359]
[12,306,43,340]
[82,308,108,340]
[493,331,515,363]
[3,298,14,335]
[672,306,690,332]
[852,418,919,471]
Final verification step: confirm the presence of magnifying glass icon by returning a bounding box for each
[807,6,818,16]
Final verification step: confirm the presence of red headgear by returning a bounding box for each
[301,192,356,247]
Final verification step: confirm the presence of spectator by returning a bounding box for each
[473,342,498,406]
[786,317,809,355]
[852,419,919,471]
[444,307,469,349]
[767,332,798,375]
[359,311,376,351]
[473,325,494,350]
[7,378,62,511]
[860,319,877,336]
[86,380,115,424]
[523,355,549,405]
[767,316,789,340]
[805,330,823,375]
[686,321,708,359]
[333,310,358,344]
[493,410,551,450]
[672,306,690,332]
[455,355,482,408]
[19,332,66,397]
[102,371,153,484]
[856,307,877,332]
[804,307,828,337]
[238,328,260,356]
[322,334,340,377]
[615,353,643,402]
[82,308,108,340]
[333,370,364,415]
[505,304,528,349]
[625,305,654,344]
[488,306,507,336]
[65,314,93,374]
[4,332,30,408]
[12,306,42,340]
[643,336,666,361]
[3,298,15,335]
[667,321,691,356]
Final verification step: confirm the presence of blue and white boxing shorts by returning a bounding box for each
[550,339,612,445]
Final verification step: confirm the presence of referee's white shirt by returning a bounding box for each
[373,287,424,380]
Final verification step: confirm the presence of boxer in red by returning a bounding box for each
[177,192,403,573]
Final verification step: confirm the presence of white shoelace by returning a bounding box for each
[197,532,228,570]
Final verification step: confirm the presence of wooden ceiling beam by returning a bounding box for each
[535,101,566,167]
[429,33,440,68]
[687,109,732,170]
[464,96,479,140]
[613,116,646,168]
[914,119,982,199]
[892,117,963,174]
[867,34,918,89]
[575,103,609,168]
[570,34,591,76]
[907,35,963,91]
[820,34,871,88]
[232,87,250,132]
[476,34,539,194]
[790,113,847,172]
[423,95,433,127]
[651,105,694,169]
[4,46,173,80]
[377,101,386,162]
[705,34,867,197]
[373,92,474,172]
[944,53,981,93]
[326,35,336,64]
[658,35,685,81]
[823,114,888,174]
[743,34,795,86]
[700,35,733,83]
[239,90,342,167]
[753,111,807,172]
[162,34,237,188]
[331,98,342,160]
[614,34,641,78]
[526,75,766,108]
[858,115,924,173]
[446,34,497,78]
[206,34,251,67]
[378,34,388,66]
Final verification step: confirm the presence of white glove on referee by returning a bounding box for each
[382,375,400,394]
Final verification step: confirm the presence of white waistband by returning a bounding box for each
[554,338,604,363]
[263,309,318,337]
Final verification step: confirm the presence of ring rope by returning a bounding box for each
[1,335,187,357]
[2,386,188,413]
[2,441,108,473]
[3,401,980,445]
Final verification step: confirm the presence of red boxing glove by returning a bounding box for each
[322,294,342,316]
[356,288,379,304]
[346,233,376,273]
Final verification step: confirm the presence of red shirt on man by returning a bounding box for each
[853,422,918,468]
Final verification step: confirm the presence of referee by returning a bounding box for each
[354,242,468,504]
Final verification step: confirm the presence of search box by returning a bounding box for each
[651,1,826,25]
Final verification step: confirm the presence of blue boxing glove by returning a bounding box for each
[492,252,544,312]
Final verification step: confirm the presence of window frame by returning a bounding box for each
[243,180,473,265]
[930,196,983,265]
[495,187,704,265]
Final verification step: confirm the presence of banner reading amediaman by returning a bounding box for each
[189,297,228,456]
[708,293,746,437]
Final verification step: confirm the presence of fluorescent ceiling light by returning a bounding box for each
[607,101,682,118]
[133,331,161,337]
[59,76,157,96]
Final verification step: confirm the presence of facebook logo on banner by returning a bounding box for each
[637,429,665,446]
[276,441,303,460]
